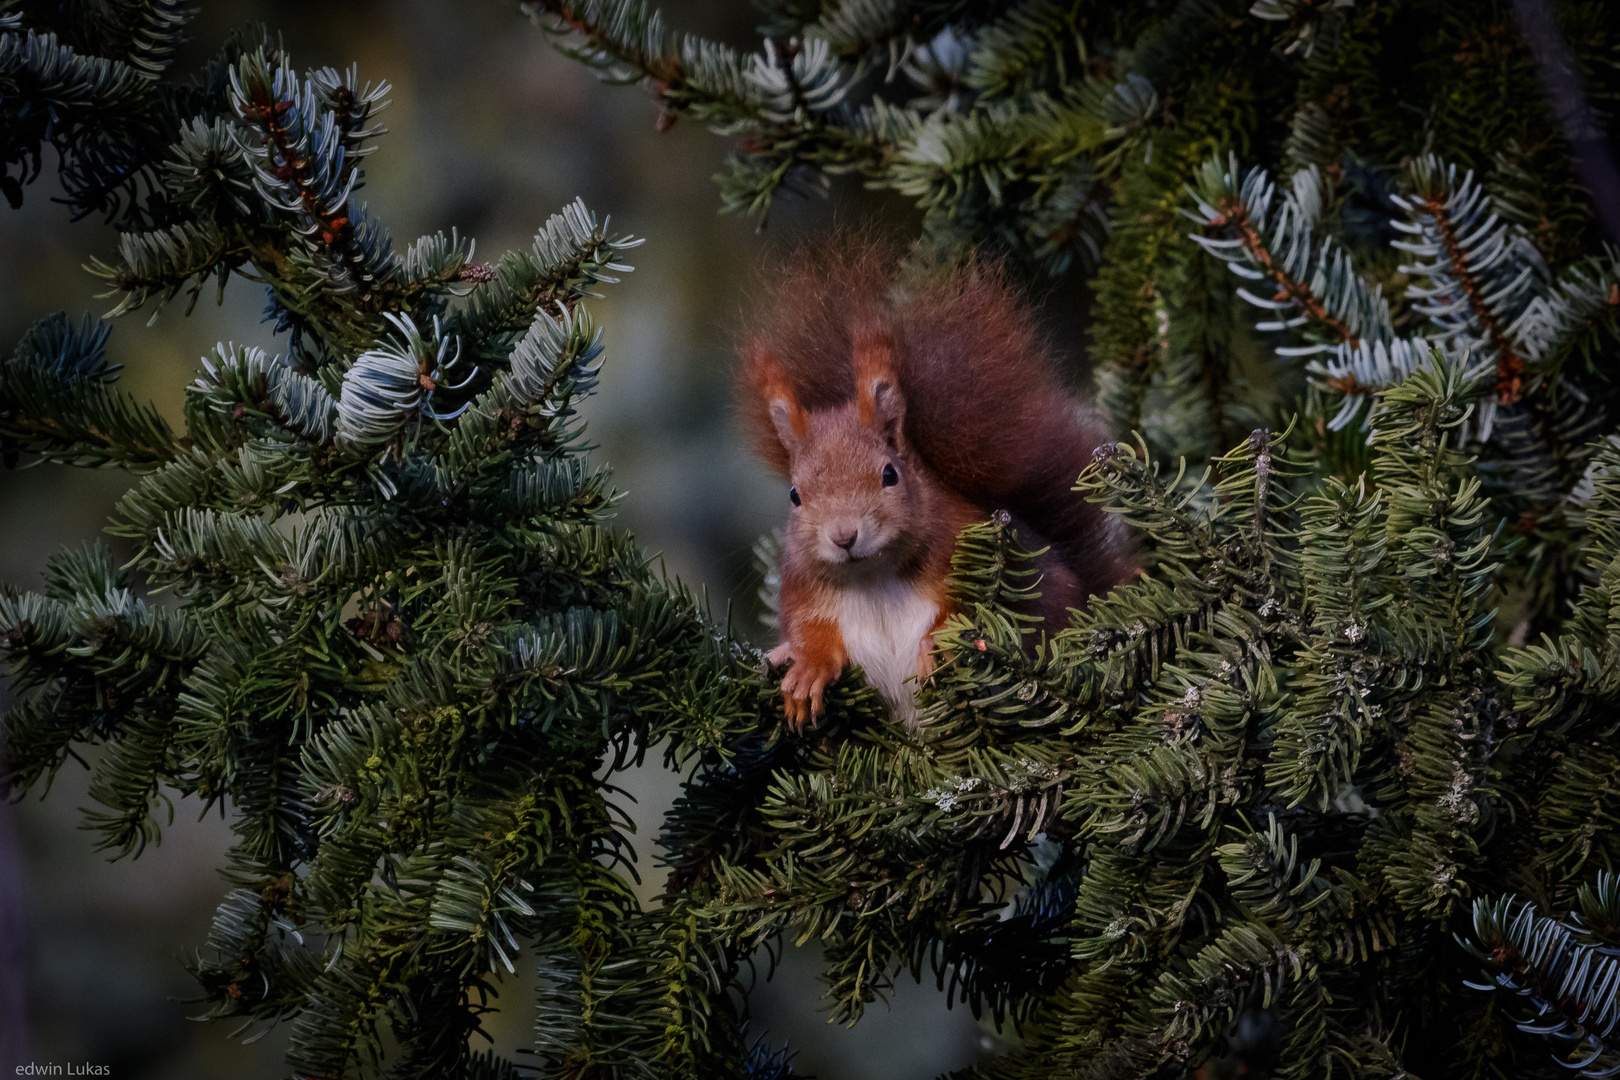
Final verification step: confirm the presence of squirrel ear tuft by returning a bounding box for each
[747,340,808,453]
[853,324,904,446]
[769,396,808,451]
[864,376,904,446]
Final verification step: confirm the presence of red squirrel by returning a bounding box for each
[739,239,1133,730]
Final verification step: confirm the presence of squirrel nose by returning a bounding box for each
[832,528,859,551]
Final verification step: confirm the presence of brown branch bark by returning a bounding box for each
[1420,196,1527,404]
[1212,197,1361,348]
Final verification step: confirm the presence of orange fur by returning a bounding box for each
[739,234,1134,727]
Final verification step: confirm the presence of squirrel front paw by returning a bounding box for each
[772,647,844,732]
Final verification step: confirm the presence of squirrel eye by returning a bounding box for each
[881,463,899,487]
[789,485,801,506]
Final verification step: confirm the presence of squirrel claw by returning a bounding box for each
[765,642,792,668]
[779,653,838,733]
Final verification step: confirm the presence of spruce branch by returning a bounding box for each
[90,218,232,317]
[10,2,1620,1076]
[0,312,178,467]
[1467,890,1620,1076]
[452,197,639,360]
[1190,157,1384,349]
[1510,248,1620,389]
[964,0,1085,99]
[83,0,197,81]
[1393,155,1546,411]
[0,25,154,210]
[187,342,339,447]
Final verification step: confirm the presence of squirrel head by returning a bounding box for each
[749,334,931,573]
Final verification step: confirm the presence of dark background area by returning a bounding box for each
[0,2,1101,1075]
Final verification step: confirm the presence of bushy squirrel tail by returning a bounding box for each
[738,233,1134,598]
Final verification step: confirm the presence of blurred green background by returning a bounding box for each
[0,2,1035,1076]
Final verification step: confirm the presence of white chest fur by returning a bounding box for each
[835,579,938,724]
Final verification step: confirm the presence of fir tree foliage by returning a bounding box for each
[13,2,1620,1079]
[0,6,799,1078]
[522,0,1620,1077]
[1464,873,1620,1077]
